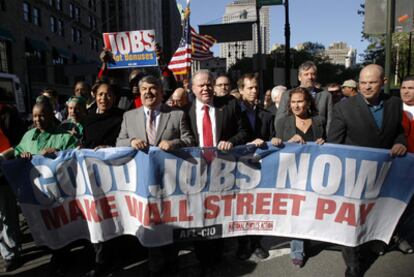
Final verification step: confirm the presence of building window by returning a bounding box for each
[1,0,6,11]
[72,27,81,44]
[89,37,98,51]
[0,40,10,73]
[23,2,31,22]
[56,0,62,11]
[50,16,57,33]
[32,7,41,26]
[75,6,80,22]
[57,20,64,36]
[69,3,74,18]
[88,15,96,30]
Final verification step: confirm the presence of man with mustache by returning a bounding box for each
[116,75,195,275]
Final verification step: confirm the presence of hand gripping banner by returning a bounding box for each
[2,143,414,249]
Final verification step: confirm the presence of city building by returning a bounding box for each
[220,0,270,70]
[325,42,357,68]
[0,0,103,101]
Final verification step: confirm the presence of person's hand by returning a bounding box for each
[94,145,109,151]
[40,148,58,156]
[158,140,175,151]
[271,137,283,147]
[217,141,233,151]
[99,48,114,63]
[20,152,32,160]
[288,134,305,144]
[131,138,148,150]
[315,138,325,145]
[390,143,407,157]
[248,138,265,147]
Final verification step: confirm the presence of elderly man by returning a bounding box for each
[188,69,249,275]
[213,74,231,97]
[267,85,287,116]
[170,87,189,110]
[276,61,332,129]
[328,64,407,277]
[341,79,358,98]
[116,76,194,275]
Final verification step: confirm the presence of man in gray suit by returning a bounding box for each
[275,61,333,130]
[116,75,194,276]
[116,75,194,150]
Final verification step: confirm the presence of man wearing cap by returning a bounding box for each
[341,79,358,98]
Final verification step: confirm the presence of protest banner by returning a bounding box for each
[2,143,414,249]
[102,30,158,69]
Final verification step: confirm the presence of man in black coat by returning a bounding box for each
[328,64,407,277]
[188,70,249,276]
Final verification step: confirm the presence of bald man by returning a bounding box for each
[170,87,189,110]
[328,64,407,277]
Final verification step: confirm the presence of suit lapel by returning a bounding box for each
[137,108,148,143]
[189,102,199,145]
[214,98,224,142]
[155,105,170,145]
[356,94,379,131]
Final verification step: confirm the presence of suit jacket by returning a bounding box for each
[188,97,249,146]
[276,87,333,131]
[266,104,277,117]
[116,104,195,148]
[242,105,274,141]
[275,114,326,141]
[327,93,407,148]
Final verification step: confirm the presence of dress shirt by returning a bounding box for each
[143,104,161,132]
[240,101,256,130]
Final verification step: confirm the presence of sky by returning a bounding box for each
[178,0,369,62]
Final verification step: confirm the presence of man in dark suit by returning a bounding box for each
[276,61,333,129]
[188,69,249,275]
[236,73,274,260]
[328,64,407,277]
[116,75,195,276]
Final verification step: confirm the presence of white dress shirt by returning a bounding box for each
[143,104,161,132]
[195,99,217,147]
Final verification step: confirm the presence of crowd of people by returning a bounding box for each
[0,60,413,277]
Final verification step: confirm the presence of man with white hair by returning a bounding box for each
[267,85,287,116]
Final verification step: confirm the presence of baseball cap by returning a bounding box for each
[341,80,357,88]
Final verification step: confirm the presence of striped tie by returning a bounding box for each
[146,110,156,145]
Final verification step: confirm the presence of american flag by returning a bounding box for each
[168,15,192,77]
[168,9,216,80]
[191,27,216,61]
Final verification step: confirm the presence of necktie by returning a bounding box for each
[202,105,213,147]
[146,110,156,145]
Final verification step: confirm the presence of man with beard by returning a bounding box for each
[276,61,333,129]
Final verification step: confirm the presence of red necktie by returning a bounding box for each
[202,105,213,147]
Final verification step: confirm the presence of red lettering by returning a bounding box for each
[161,200,177,223]
[40,205,69,230]
[204,195,220,219]
[221,194,235,216]
[236,193,254,215]
[68,199,86,221]
[290,194,306,216]
[315,198,336,220]
[360,203,375,225]
[335,203,357,226]
[84,199,102,222]
[179,199,193,221]
[272,193,288,215]
[256,193,272,214]
[99,196,118,219]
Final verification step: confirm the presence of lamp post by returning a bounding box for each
[284,0,291,88]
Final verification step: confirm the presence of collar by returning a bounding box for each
[240,101,256,112]
[196,98,213,111]
[143,104,162,116]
